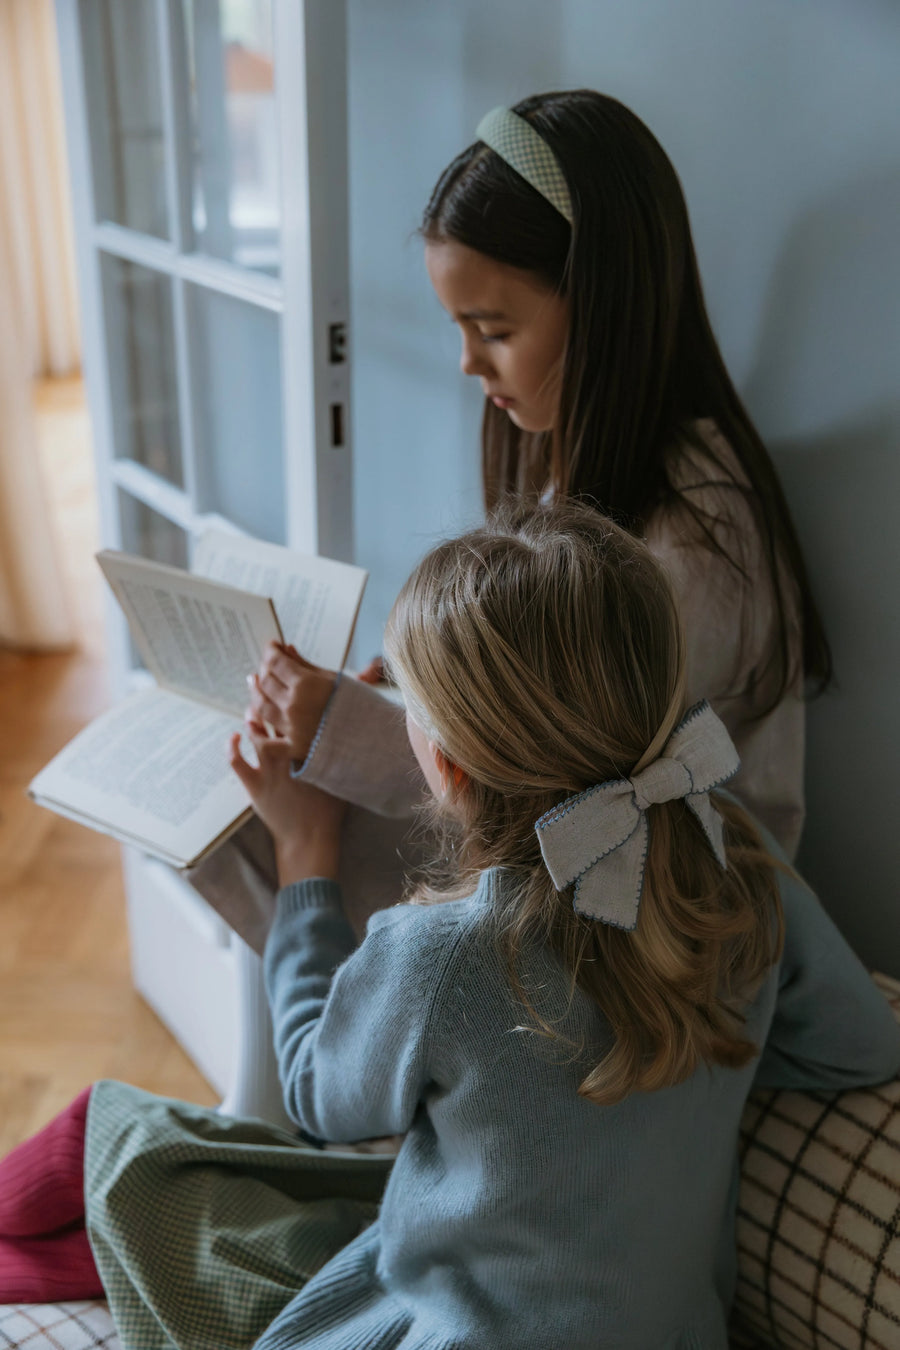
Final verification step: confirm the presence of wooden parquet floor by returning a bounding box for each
[0,379,216,1156]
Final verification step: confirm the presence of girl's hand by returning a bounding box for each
[230,723,347,887]
[247,643,336,762]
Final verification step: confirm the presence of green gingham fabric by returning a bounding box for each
[84,1082,389,1350]
[475,106,573,223]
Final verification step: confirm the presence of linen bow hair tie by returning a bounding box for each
[534,702,740,930]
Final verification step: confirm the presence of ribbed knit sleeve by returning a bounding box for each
[291,675,425,818]
[264,880,464,1142]
[753,868,900,1091]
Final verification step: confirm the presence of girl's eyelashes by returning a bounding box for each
[446,315,513,345]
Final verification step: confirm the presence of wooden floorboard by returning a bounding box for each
[0,379,216,1156]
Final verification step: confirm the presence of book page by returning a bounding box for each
[98,551,282,716]
[193,529,367,669]
[29,688,251,867]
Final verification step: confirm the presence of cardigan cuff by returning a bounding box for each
[290,672,342,781]
[285,673,422,818]
[276,877,344,916]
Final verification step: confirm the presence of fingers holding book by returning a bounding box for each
[246,642,337,761]
[229,723,346,886]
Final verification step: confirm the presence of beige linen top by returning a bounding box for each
[645,419,805,858]
[302,421,805,861]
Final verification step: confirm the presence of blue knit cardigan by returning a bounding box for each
[259,864,900,1350]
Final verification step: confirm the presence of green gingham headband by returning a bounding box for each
[475,106,573,225]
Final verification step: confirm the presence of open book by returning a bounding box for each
[29,530,368,868]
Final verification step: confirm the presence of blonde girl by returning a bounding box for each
[1,505,895,1347]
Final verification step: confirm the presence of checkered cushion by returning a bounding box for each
[0,1302,118,1349]
[0,1302,765,1350]
[734,971,900,1350]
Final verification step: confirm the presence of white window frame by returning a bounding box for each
[54,0,351,1113]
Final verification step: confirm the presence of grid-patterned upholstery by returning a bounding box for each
[0,1302,118,1350]
[733,971,900,1350]
[2,976,898,1350]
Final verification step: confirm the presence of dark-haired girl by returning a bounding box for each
[247,89,830,861]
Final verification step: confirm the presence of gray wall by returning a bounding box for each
[346,0,900,973]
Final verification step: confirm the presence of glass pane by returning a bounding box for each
[101,256,184,487]
[183,0,280,275]
[79,0,169,238]
[190,286,284,541]
[118,492,190,569]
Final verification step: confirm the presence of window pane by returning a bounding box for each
[80,0,169,238]
[189,286,284,541]
[118,492,190,569]
[182,0,280,275]
[101,256,184,487]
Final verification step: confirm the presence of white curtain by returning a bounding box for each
[0,0,81,377]
[0,0,78,649]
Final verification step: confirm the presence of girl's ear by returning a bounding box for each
[432,744,468,796]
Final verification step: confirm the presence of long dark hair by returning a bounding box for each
[422,89,831,704]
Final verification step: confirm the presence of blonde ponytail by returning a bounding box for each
[384,502,783,1105]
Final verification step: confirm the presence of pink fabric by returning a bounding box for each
[0,1086,91,1237]
[0,1225,103,1301]
[0,1085,102,1300]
